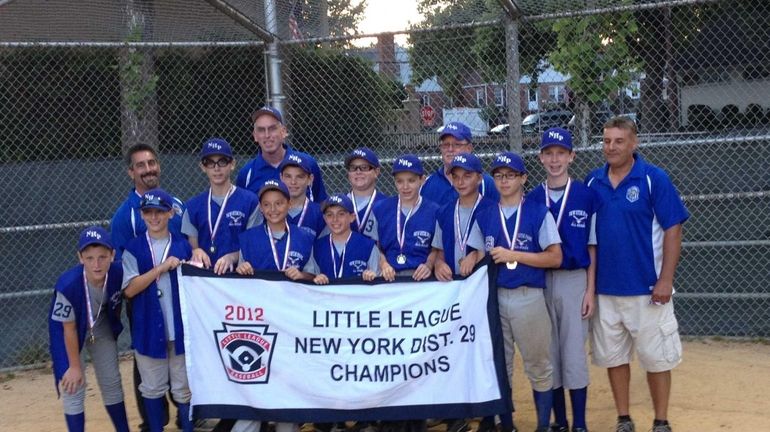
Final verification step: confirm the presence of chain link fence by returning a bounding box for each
[1,0,768,370]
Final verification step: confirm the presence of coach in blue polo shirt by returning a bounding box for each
[236,106,327,202]
[420,121,499,206]
[586,116,689,432]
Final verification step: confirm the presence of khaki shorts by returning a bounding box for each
[591,294,682,373]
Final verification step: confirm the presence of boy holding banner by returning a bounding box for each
[469,152,562,432]
[365,154,439,282]
[307,193,380,284]
[182,138,261,275]
[122,189,194,432]
[525,128,596,432]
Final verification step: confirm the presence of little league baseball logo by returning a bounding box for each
[214,323,277,384]
[626,186,640,203]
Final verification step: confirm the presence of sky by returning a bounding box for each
[359,0,423,35]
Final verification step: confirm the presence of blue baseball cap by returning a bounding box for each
[258,179,290,200]
[253,105,283,124]
[140,188,175,211]
[78,226,113,251]
[279,152,313,174]
[540,127,573,151]
[449,152,483,174]
[440,122,472,143]
[392,154,424,176]
[345,147,381,168]
[321,194,355,213]
[200,138,233,160]
[491,151,527,174]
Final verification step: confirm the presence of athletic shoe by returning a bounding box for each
[650,424,672,432]
[615,419,635,432]
[446,419,469,432]
[549,424,568,432]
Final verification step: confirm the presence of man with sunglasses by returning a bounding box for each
[345,147,388,237]
[421,121,499,207]
[182,138,262,274]
[109,143,187,432]
[236,106,328,203]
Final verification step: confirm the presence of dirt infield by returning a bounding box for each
[1,338,767,432]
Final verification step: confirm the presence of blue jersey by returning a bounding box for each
[124,235,191,358]
[185,187,259,262]
[526,180,596,270]
[421,168,499,207]
[349,190,389,234]
[110,189,186,260]
[48,262,124,386]
[239,223,315,271]
[313,232,377,278]
[373,196,439,271]
[435,196,496,274]
[476,200,556,289]
[586,154,689,296]
[288,200,326,238]
[236,145,328,202]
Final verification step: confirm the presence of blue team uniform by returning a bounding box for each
[372,197,440,271]
[289,200,326,238]
[239,223,315,271]
[184,187,259,262]
[48,262,124,389]
[421,169,499,207]
[313,232,377,278]
[586,154,689,296]
[123,236,191,358]
[236,145,327,202]
[350,190,389,234]
[110,189,185,260]
[435,196,496,273]
[526,181,597,270]
[476,200,553,289]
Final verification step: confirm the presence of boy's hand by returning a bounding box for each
[314,274,329,285]
[412,263,432,281]
[284,267,303,280]
[236,262,254,275]
[434,260,453,281]
[161,256,181,273]
[381,263,396,282]
[362,270,376,281]
[213,255,235,275]
[490,247,517,265]
[191,248,212,268]
[459,254,476,276]
[61,366,84,395]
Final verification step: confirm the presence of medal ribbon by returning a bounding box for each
[295,197,310,228]
[499,199,524,252]
[544,178,571,227]
[146,232,172,283]
[82,270,107,340]
[208,185,235,247]
[454,194,482,254]
[267,222,291,271]
[397,196,421,254]
[330,232,353,278]
[350,190,377,232]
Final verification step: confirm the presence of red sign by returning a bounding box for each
[420,106,436,126]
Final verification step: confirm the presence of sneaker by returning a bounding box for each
[446,420,469,432]
[650,424,672,432]
[615,419,635,432]
[549,424,568,432]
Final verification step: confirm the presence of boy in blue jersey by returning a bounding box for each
[280,153,326,238]
[421,121,499,207]
[234,179,311,432]
[586,117,688,432]
[469,152,562,432]
[345,147,388,236]
[308,194,380,283]
[122,189,194,432]
[49,227,129,432]
[433,152,496,282]
[182,138,261,275]
[367,154,439,282]
[236,106,327,202]
[526,128,596,432]
[237,179,315,282]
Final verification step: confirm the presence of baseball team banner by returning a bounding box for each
[179,260,511,422]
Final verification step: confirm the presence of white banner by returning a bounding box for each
[179,262,511,422]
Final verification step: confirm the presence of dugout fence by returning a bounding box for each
[0,0,768,370]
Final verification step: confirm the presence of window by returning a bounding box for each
[527,87,539,110]
[476,88,485,107]
[421,94,431,106]
[494,87,505,106]
[549,85,564,103]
